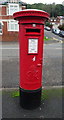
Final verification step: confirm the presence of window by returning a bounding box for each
[0,7,2,15]
[8,20,19,31]
[0,22,2,35]
[7,4,19,15]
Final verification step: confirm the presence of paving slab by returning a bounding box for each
[1,87,63,119]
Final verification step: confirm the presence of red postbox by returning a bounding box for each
[13,9,49,109]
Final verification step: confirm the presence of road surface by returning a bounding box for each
[0,42,62,88]
[44,29,63,42]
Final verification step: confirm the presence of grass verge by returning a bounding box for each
[44,36,51,41]
[10,87,63,100]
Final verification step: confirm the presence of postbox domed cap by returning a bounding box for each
[13,9,50,20]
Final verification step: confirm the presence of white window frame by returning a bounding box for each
[7,20,19,32]
[7,3,19,15]
[0,22,3,35]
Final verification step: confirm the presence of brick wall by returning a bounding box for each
[0,5,23,42]
[2,6,6,15]
[0,35,2,42]
[0,22,19,42]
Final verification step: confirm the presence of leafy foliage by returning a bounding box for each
[58,24,64,30]
[27,3,64,17]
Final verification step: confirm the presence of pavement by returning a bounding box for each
[0,30,64,119]
[2,87,63,119]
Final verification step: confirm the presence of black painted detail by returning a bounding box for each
[19,87,42,110]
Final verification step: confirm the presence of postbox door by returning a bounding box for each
[19,24,44,90]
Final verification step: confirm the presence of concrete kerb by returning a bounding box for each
[0,85,64,91]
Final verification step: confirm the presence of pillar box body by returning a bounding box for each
[13,9,49,109]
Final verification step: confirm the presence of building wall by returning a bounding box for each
[0,2,27,42]
[1,22,18,42]
[2,6,6,15]
[0,5,19,42]
[0,20,19,42]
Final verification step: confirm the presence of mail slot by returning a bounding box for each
[13,9,49,109]
[26,29,40,33]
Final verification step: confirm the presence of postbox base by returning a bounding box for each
[19,87,42,110]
